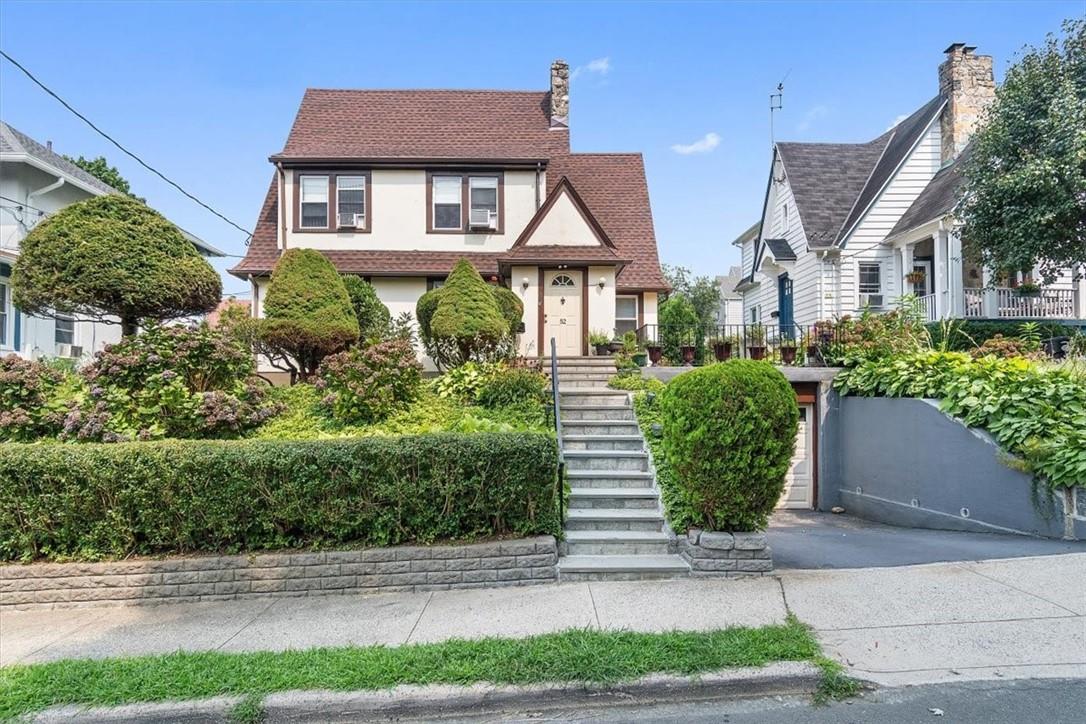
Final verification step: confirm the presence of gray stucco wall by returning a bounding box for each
[830,397,1080,539]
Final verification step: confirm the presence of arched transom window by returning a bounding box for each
[551,274,576,287]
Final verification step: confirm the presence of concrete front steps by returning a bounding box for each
[549,357,689,581]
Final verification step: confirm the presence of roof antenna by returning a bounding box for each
[769,69,790,149]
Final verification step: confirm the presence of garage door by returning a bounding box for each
[778,404,814,509]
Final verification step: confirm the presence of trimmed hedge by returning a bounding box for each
[0,433,560,562]
[659,361,798,532]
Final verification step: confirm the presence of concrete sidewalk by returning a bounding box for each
[2,554,1084,688]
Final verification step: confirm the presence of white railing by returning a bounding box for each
[997,287,1076,319]
[963,288,984,318]
[916,293,937,322]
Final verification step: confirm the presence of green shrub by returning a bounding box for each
[608,373,665,393]
[317,339,422,423]
[476,367,548,409]
[633,386,691,531]
[261,249,359,380]
[926,320,1071,352]
[417,259,517,368]
[341,276,391,342]
[659,361,798,531]
[819,307,927,365]
[0,433,561,561]
[0,355,72,442]
[12,194,221,335]
[659,294,702,364]
[432,361,503,402]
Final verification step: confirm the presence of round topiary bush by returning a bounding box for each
[417,258,515,368]
[12,194,221,335]
[261,249,359,380]
[659,360,798,532]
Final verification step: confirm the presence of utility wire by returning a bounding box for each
[0,49,252,245]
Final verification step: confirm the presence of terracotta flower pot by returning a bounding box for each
[681,345,696,365]
[780,347,797,365]
[748,345,766,361]
[713,342,732,362]
[647,345,663,366]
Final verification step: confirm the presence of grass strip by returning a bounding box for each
[0,619,820,718]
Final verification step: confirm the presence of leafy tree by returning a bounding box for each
[12,194,220,336]
[959,18,1086,283]
[341,275,391,342]
[663,264,721,332]
[658,293,703,363]
[63,155,135,197]
[260,249,359,381]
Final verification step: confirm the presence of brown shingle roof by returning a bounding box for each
[274,89,564,161]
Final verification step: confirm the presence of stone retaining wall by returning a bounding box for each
[679,530,773,576]
[0,536,558,610]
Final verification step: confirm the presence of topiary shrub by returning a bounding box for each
[476,367,548,409]
[417,258,513,368]
[12,194,221,335]
[491,285,525,339]
[260,249,359,381]
[659,360,798,531]
[316,339,422,423]
[342,275,391,342]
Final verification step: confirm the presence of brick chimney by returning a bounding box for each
[938,43,995,164]
[549,59,570,128]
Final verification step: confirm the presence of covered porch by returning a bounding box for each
[887,220,1086,322]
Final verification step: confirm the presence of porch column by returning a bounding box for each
[932,232,947,319]
[947,230,964,317]
[981,266,999,318]
[1075,266,1086,319]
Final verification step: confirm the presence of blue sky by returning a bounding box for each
[0,1,1080,294]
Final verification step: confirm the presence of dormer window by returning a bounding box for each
[299,175,329,228]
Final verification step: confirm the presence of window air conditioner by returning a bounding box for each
[338,212,364,229]
[469,209,497,230]
[859,293,884,309]
[56,343,82,358]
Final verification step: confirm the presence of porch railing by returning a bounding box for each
[916,293,937,322]
[997,288,1076,319]
[548,337,565,524]
[963,288,984,318]
[635,323,842,366]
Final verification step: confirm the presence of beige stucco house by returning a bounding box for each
[230,60,668,364]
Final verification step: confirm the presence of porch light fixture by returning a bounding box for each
[522,277,530,290]
[597,276,606,289]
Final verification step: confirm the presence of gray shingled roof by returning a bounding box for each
[0,121,121,195]
[775,94,945,249]
[763,238,797,261]
[889,144,969,238]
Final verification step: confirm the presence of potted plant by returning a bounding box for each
[646,343,663,366]
[712,334,736,362]
[802,331,819,364]
[589,330,611,356]
[746,323,767,360]
[779,337,798,365]
[608,336,625,355]
[905,270,926,285]
[1014,282,1041,298]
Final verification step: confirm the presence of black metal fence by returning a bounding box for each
[635,323,843,367]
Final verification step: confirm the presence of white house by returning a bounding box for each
[230,60,668,370]
[735,44,1086,330]
[0,121,223,360]
[715,262,747,326]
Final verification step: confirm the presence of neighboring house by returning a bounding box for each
[735,44,1086,330]
[0,121,223,360]
[230,60,668,366]
[715,263,747,326]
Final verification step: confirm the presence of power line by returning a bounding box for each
[0,49,252,245]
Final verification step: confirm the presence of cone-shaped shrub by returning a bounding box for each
[12,194,221,335]
[261,249,358,380]
[342,275,391,342]
[659,360,798,532]
[420,258,513,367]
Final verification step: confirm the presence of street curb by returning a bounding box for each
[27,662,822,722]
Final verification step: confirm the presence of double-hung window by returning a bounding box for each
[615,296,638,336]
[0,281,8,346]
[858,262,882,295]
[468,176,498,229]
[432,176,462,230]
[336,176,366,229]
[299,175,329,228]
[54,314,74,346]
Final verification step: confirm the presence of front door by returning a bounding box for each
[911,260,933,297]
[544,271,583,356]
[777,273,794,338]
[778,404,814,509]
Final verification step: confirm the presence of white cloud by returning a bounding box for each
[571,57,611,80]
[886,114,909,131]
[671,132,721,155]
[796,104,830,132]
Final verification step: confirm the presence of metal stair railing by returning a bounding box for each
[549,337,565,523]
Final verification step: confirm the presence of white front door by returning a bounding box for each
[544,271,583,356]
[778,404,814,509]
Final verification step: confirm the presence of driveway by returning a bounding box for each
[769,510,1086,569]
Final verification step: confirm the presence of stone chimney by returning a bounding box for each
[549,59,570,128]
[938,43,995,164]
